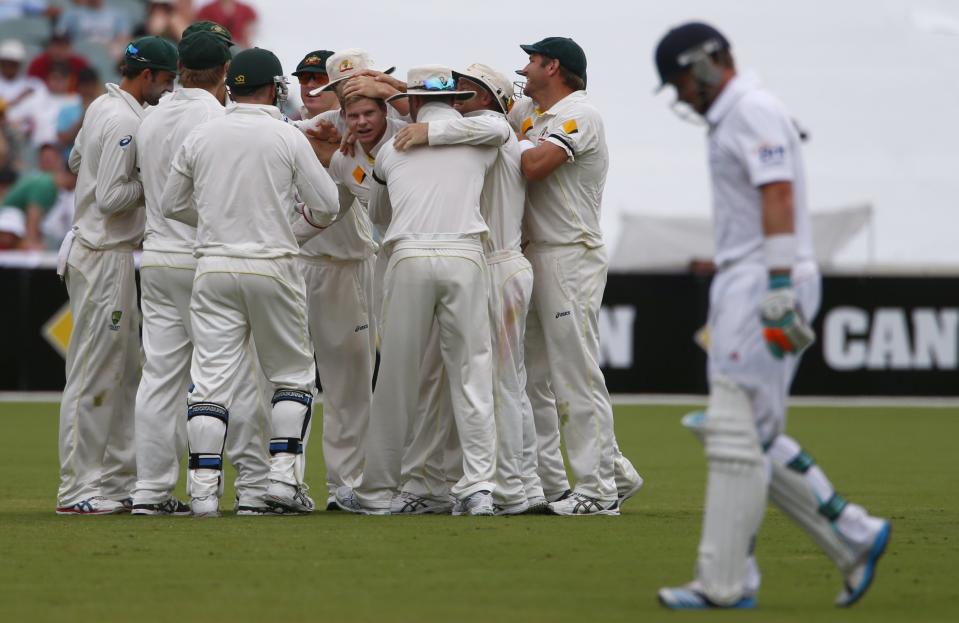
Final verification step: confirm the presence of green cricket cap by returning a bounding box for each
[227,47,283,89]
[182,20,233,46]
[520,36,587,85]
[293,50,334,76]
[124,36,178,74]
[178,31,231,70]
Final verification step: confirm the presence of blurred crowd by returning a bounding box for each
[0,0,258,250]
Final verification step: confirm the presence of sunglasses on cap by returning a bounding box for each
[421,76,455,91]
[124,43,152,64]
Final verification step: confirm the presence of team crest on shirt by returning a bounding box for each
[758,143,786,165]
[561,119,579,134]
[119,135,133,147]
[109,310,122,331]
[352,166,367,184]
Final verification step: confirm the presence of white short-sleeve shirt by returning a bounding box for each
[705,74,815,268]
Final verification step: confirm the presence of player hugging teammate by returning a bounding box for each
[50,17,888,610]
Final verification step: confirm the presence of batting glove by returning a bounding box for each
[759,275,815,359]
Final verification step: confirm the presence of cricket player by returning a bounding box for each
[131,31,276,516]
[509,37,643,515]
[55,37,178,516]
[161,47,341,517]
[391,63,543,515]
[335,66,500,516]
[652,22,891,609]
[293,49,336,119]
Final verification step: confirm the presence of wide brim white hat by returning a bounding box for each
[452,63,513,114]
[0,39,27,63]
[385,65,476,103]
[0,207,26,238]
[308,48,394,96]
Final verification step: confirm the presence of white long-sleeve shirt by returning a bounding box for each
[369,101,495,247]
[425,110,524,254]
[69,83,146,250]
[137,87,224,255]
[508,91,608,248]
[162,103,339,259]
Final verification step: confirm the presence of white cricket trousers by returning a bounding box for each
[400,251,534,507]
[707,260,820,444]
[58,243,140,507]
[299,254,376,494]
[357,239,496,509]
[188,256,316,471]
[132,251,271,506]
[524,243,631,503]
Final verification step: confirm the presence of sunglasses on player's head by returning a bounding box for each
[124,43,152,64]
[421,76,455,91]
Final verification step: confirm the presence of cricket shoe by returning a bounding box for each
[545,488,572,503]
[836,520,892,607]
[390,491,452,515]
[234,496,288,516]
[524,495,550,514]
[119,497,133,513]
[191,495,221,518]
[55,496,126,516]
[265,481,315,514]
[658,584,757,610]
[493,500,530,516]
[452,490,494,516]
[547,492,620,516]
[131,497,191,516]
[333,486,390,515]
[616,461,645,510]
[326,494,340,511]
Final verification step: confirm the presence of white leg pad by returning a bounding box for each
[697,376,767,606]
[269,389,312,486]
[186,402,228,498]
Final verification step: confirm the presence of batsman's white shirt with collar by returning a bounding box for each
[132,87,271,508]
[57,83,145,508]
[356,101,497,510]
[163,102,340,488]
[509,91,638,503]
[400,108,538,508]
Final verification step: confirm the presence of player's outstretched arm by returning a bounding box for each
[394,115,510,151]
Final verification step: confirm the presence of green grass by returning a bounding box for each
[1,402,956,622]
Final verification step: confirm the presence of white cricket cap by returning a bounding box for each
[0,207,26,238]
[0,39,27,63]
[386,65,476,103]
[309,48,394,96]
[453,63,513,114]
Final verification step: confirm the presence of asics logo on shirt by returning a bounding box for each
[119,135,133,147]
[555,311,571,319]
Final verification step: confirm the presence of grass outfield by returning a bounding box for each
[0,402,956,622]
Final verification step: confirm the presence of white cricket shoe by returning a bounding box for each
[836,520,892,607]
[452,490,494,516]
[617,472,645,510]
[390,491,452,515]
[658,583,757,610]
[493,500,530,516]
[131,497,191,516]
[333,486,390,515]
[265,481,315,514]
[56,496,126,516]
[191,495,221,518]
[545,488,572,503]
[547,492,620,516]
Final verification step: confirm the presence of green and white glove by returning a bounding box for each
[759,274,815,358]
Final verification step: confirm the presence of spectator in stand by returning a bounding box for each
[0,39,57,148]
[141,0,190,41]
[46,61,81,120]
[0,98,24,170]
[0,167,17,197]
[56,66,99,161]
[0,144,64,249]
[55,0,132,59]
[41,164,76,249]
[27,33,91,90]
[196,0,257,48]
[0,206,25,250]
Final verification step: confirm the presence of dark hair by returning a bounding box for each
[230,82,272,98]
[120,63,150,79]
[77,67,99,84]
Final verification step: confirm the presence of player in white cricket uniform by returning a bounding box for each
[162,48,341,517]
[390,63,544,515]
[55,37,178,515]
[131,31,275,516]
[652,22,891,610]
[334,66,499,516]
[510,37,643,515]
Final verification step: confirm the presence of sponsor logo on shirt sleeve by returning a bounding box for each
[757,143,786,165]
[119,135,133,148]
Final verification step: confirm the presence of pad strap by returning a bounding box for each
[187,402,229,423]
[271,389,313,407]
[269,437,303,455]
[188,453,223,470]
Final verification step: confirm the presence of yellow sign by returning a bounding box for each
[43,303,72,358]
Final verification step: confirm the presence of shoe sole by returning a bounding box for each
[838,522,892,607]
[264,495,313,514]
[657,590,756,610]
[55,509,122,516]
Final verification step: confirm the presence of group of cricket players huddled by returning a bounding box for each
[50,16,891,610]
